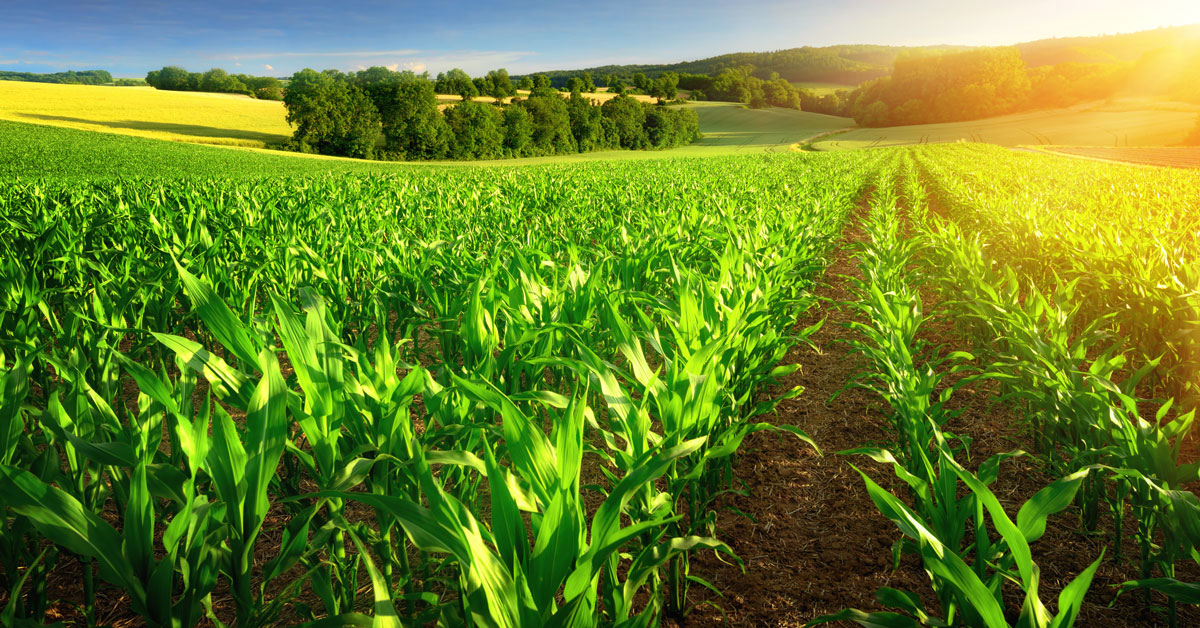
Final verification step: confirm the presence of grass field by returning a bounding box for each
[0,119,438,178]
[0,81,293,148]
[1042,146,1200,168]
[812,99,1200,150]
[680,101,850,154]
[792,81,856,95]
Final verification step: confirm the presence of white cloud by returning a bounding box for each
[264,64,274,71]
[385,63,399,71]
[235,62,242,66]
[0,59,17,65]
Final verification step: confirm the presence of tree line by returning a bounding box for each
[282,67,701,160]
[676,68,804,109]
[528,44,960,88]
[0,70,113,85]
[841,47,1134,127]
[145,66,283,100]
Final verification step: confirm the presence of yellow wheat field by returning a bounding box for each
[0,81,294,148]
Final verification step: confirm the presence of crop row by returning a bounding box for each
[0,153,883,627]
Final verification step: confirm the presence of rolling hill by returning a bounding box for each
[811,99,1200,150]
[531,24,1200,89]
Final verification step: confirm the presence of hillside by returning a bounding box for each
[1015,24,1200,66]
[525,44,967,87]
[811,98,1200,150]
[531,24,1200,87]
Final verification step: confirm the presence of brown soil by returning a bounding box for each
[671,215,934,627]
[667,201,1200,627]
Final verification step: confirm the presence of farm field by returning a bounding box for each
[10,4,1200,627]
[2,131,1199,628]
[0,101,851,180]
[1044,145,1200,168]
[812,99,1200,149]
[435,89,660,106]
[0,82,664,151]
[0,81,294,148]
[792,81,856,95]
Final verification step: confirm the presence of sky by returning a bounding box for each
[3,0,1200,78]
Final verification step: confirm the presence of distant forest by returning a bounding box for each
[145,66,284,100]
[537,25,1200,127]
[524,45,967,88]
[0,70,114,85]
[843,32,1200,127]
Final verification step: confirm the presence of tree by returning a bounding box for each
[567,91,603,151]
[240,74,283,100]
[581,72,595,93]
[762,78,800,109]
[444,101,504,159]
[149,66,191,91]
[200,68,246,94]
[371,77,451,160]
[517,75,534,91]
[644,106,673,147]
[283,68,381,158]
[522,90,575,154]
[486,68,514,102]
[566,76,584,94]
[650,73,678,101]
[601,94,647,149]
[858,100,890,127]
[435,68,478,100]
[633,72,650,92]
[502,105,534,156]
[846,47,1032,126]
[533,74,551,89]
[472,76,491,98]
[355,66,397,86]
[710,69,750,103]
[147,64,282,99]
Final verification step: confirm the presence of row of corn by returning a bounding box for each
[907,149,1199,627]
[0,154,883,627]
[811,157,1104,628]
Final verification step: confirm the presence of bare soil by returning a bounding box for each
[670,204,1200,627]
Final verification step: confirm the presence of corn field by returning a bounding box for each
[1,146,1198,627]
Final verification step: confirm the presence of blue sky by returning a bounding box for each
[3,0,1200,78]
